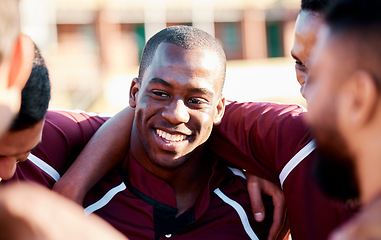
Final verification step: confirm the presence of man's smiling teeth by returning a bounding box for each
[156,129,186,142]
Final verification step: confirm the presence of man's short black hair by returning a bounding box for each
[10,45,51,131]
[324,0,381,91]
[138,25,226,93]
[301,0,330,13]
[325,0,381,29]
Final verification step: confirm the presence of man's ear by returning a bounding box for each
[129,78,140,108]
[213,96,225,125]
[339,70,378,128]
[8,34,34,90]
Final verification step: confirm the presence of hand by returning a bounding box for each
[246,173,288,240]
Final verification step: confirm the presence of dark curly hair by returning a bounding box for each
[10,44,51,131]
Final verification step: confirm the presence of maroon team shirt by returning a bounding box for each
[8,109,273,240]
[211,101,357,240]
[83,152,273,240]
[7,103,357,240]
[9,110,108,187]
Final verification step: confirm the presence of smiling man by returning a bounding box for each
[80,26,273,240]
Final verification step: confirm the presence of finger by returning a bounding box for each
[275,215,290,240]
[268,192,286,240]
[247,175,265,222]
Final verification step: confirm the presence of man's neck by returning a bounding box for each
[356,129,381,205]
[358,151,381,205]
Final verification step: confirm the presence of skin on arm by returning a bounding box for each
[52,107,135,204]
[0,182,128,240]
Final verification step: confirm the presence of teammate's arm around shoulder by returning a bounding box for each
[53,107,135,204]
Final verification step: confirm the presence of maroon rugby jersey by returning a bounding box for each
[83,153,273,240]
[9,110,108,187]
[8,109,274,240]
[211,101,356,240]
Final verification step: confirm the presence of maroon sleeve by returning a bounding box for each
[13,110,109,187]
[211,101,356,240]
[210,101,311,184]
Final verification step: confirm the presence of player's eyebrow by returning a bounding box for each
[148,77,215,97]
[188,87,214,97]
[148,78,171,87]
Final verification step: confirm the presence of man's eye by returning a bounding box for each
[187,98,207,105]
[152,91,169,98]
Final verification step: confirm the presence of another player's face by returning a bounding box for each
[0,120,44,181]
[291,10,323,101]
[130,43,225,170]
[306,27,359,200]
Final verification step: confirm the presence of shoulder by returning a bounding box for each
[45,109,112,127]
[32,110,113,176]
[220,101,309,147]
[224,101,306,124]
[44,109,112,141]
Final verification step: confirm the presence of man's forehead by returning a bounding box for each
[147,43,221,76]
[296,10,324,34]
[152,43,219,65]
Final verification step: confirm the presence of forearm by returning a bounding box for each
[0,182,127,240]
[53,107,135,203]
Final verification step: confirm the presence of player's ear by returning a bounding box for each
[339,70,378,128]
[129,78,140,108]
[8,34,34,90]
[213,96,225,125]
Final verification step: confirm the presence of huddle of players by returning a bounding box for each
[1,0,381,239]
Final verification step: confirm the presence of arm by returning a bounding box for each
[211,101,308,239]
[53,107,135,204]
[211,101,309,183]
[0,182,127,240]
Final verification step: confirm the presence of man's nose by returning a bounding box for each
[162,99,190,125]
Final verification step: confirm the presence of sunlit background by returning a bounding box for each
[19,0,306,114]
